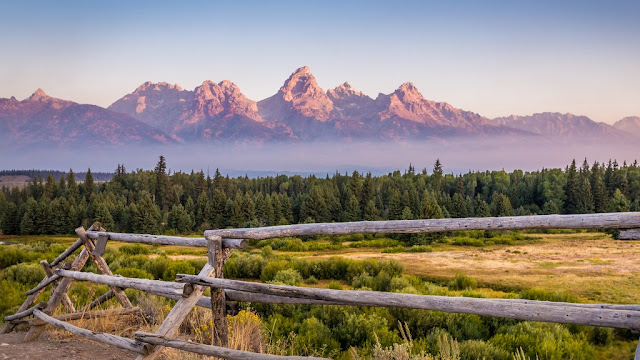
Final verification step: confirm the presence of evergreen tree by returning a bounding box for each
[610,189,630,212]
[542,201,560,215]
[474,197,491,217]
[131,192,161,233]
[154,155,169,210]
[388,190,402,220]
[575,176,594,214]
[1,202,20,235]
[431,159,443,193]
[67,169,79,202]
[43,174,56,199]
[345,195,360,222]
[363,200,380,221]
[450,193,469,218]
[490,193,514,217]
[84,168,94,202]
[420,191,443,219]
[591,162,608,213]
[564,160,579,214]
[20,197,39,234]
[93,201,115,231]
[168,204,194,233]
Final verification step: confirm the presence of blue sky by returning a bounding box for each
[1,0,639,123]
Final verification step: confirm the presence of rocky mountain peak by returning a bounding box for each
[269,66,333,121]
[394,82,424,103]
[327,82,367,100]
[27,88,50,102]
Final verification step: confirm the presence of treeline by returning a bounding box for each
[0,169,113,182]
[0,157,639,236]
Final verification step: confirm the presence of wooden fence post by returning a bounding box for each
[208,235,229,347]
[76,226,133,309]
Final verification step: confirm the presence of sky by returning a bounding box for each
[1,0,639,124]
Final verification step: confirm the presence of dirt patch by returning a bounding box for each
[0,332,137,360]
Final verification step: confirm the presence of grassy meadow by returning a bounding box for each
[1,230,639,359]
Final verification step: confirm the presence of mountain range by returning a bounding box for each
[2,66,639,146]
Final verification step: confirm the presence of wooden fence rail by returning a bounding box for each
[2,212,640,360]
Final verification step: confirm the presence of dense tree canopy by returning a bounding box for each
[1,157,639,235]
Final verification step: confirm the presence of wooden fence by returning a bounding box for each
[2,212,640,360]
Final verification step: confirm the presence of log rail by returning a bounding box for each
[1,212,639,360]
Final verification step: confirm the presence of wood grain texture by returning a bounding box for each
[32,309,146,354]
[177,275,640,330]
[620,229,640,240]
[85,231,247,249]
[206,212,640,240]
[135,332,328,360]
[76,226,133,309]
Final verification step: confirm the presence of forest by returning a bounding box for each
[0,157,638,236]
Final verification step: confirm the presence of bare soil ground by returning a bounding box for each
[0,332,136,360]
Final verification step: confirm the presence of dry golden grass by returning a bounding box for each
[305,233,640,304]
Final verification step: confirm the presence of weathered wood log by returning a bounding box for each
[135,331,328,360]
[81,290,116,312]
[41,260,75,313]
[205,212,640,240]
[208,236,229,347]
[24,223,101,340]
[32,309,146,354]
[4,302,46,321]
[27,306,141,326]
[85,231,247,249]
[177,275,640,330]
[56,269,186,296]
[137,238,222,360]
[50,238,84,267]
[635,337,640,360]
[25,274,60,295]
[76,226,133,309]
[620,229,640,240]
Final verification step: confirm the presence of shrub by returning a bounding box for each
[271,269,302,286]
[327,280,343,290]
[305,276,318,285]
[407,245,433,253]
[448,273,477,290]
[143,256,171,279]
[0,263,46,285]
[115,267,153,279]
[489,322,593,359]
[119,244,150,255]
[459,340,510,360]
[381,245,406,253]
[162,261,196,281]
[519,288,579,303]
[294,317,341,356]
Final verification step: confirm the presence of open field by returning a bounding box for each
[301,233,640,304]
[2,230,640,359]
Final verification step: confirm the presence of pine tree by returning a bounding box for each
[490,193,514,217]
[154,155,169,210]
[432,159,443,193]
[542,201,560,215]
[591,162,608,213]
[93,201,115,231]
[1,202,20,235]
[131,192,161,233]
[363,200,380,221]
[610,189,630,212]
[43,174,56,199]
[84,168,94,202]
[67,169,79,202]
[575,176,594,214]
[20,197,39,234]
[450,193,469,218]
[345,195,360,222]
[563,160,579,214]
[388,190,402,220]
[420,191,443,219]
[168,204,194,233]
[474,196,491,217]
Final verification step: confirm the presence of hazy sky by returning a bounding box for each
[1,0,639,124]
